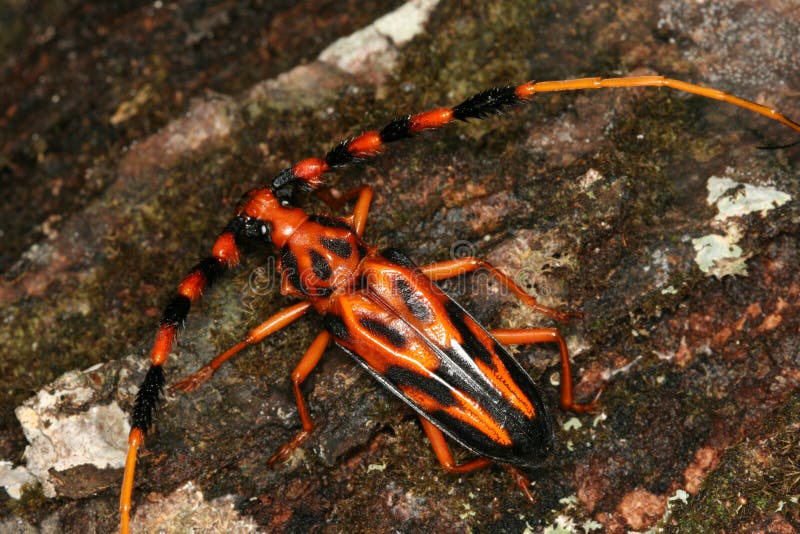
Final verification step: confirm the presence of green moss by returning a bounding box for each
[8,482,50,524]
[667,392,800,532]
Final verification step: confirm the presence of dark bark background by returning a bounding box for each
[1,0,798,532]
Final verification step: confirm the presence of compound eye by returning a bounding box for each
[243,217,270,241]
[259,223,272,242]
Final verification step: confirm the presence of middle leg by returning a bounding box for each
[419,257,581,323]
[268,330,332,465]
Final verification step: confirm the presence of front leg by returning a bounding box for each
[268,330,332,465]
[315,185,374,237]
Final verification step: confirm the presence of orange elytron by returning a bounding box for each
[120,75,800,533]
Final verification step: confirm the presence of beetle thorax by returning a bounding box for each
[278,216,369,310]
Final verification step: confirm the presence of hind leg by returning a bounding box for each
[492,328,597,413]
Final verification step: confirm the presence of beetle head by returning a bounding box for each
[237,187,308,249]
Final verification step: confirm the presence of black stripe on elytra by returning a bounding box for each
[360,317,407,348]
[324,313,352,342]
[308,215,355,232]
[319,237,353,259]
[429,408,510,456]
[381,247,417,268]
[309,249,332,281]
[443,299,495,367]
[131,364,166,432]
[379,115,413,143]
[385,365,455,407]
[161,294,191,327]
[280,246,305,295]
[395,277,433,322]
[452,86,520,121]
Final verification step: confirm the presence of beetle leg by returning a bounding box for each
[419,416,537,501]
[504,465,535,503]
[347,186,374,237]
[491,328,598,413]
[419,257,581,323]
[316,185,374,236]
[419,416,493,473]
[170,301,312,393]
[268,330,332,466]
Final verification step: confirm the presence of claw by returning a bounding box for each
[563,382,605,414]
[564,401,600,414]
[505,465,535,503]
[529,303,583,323]
[551,309,583,323]
[267,429,312,467]
[169,365,214,393]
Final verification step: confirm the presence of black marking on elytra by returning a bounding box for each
[452,86,520,121]
[443,300,495,367]
[433,409,497,447]
[325,140,358,168]
[493,340,510,363]
[357,243,369,259]
[385,366,455,407]
[395,277,433,322]
[281,246,305,295]
[324,313,352,342]
[161,294,191,327]
[320,237,353,259]
[381,248,417,268]
[360,317,407,348]
[309,249,332,281]
[379,115,413,143]
[308,215,355,232]
[131,364,166,432]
